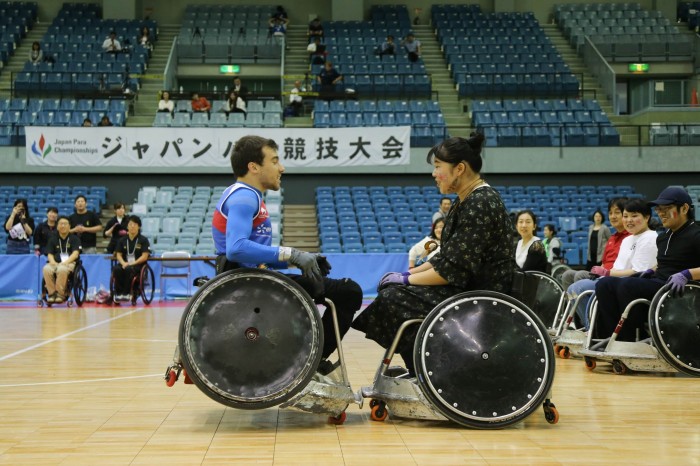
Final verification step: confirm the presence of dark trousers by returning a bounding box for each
[594,276,665,341]
[112,264,141,294]
[290,274,363,359]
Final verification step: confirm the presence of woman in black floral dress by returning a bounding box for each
[352,134,516,373]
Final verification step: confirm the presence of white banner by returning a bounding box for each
[25,126,411,168]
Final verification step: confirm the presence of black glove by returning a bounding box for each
[289,248,323,287]
[316,254,332,276]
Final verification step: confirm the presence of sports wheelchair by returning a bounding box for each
[38,258,88,308]
[110,262,155,305]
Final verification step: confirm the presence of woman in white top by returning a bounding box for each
[224,91,246,114]
[515,209,547,272]
[157,91,174,113]
[408,218,444,269]
[567,198,657,329]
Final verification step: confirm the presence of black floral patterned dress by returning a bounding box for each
[352,184,516,356]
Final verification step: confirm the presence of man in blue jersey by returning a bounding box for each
[213,135,363,371]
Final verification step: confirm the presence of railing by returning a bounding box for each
[163,36,178,93]
[582,36,617,114]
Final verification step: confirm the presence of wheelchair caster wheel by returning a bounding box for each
[558,346,570,359]
[543,401,559,425]
[584,357,596,370]
[327,411,346,425]
[165,369,178,387]
[370,402,388,422]
[612,360,627,375]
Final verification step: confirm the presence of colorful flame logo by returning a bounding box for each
[31,134,52,159]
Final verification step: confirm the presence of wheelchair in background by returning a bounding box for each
[38,259,88,308]
[110,262,155,305]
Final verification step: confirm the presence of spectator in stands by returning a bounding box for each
[269,16,289,38]
[43,216,81,304]
[69,194,102,254]
[317,61,343,94]
[157,91,174,114]
[191,92,211,113]
[232,77,249,100]
[432,196,452,224]
[98,115,113,127]
[104,202,129,254]
[408,218,444,269]
[307,17,323,40]
[139,26,153,51]
[561,197,629,290]
[542,223,563,265]
[4,198,35,254]
[224,90,246,115]
[102,31,122,54]
[82,118,92,127]
[378,35,396,56]
[213,135,362,374]
[288,80,305,116]
[353,134,515,376]
[271,5,288,21]
[28,41,43,65]
[402,33,421,62]
[112,215,150,303]
[33,206,59,256]
[586,209,611,269]
[515,209,547,272]
[567,198,658,329]
[306,36,326,64]
[594,187,700,341]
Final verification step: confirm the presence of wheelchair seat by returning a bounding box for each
[39,258,88,308]
[110,261,155,305]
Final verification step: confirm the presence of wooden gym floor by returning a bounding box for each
[0,301,698,466]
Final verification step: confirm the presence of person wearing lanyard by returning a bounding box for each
[43,216,81,304]
[112,215,151,302]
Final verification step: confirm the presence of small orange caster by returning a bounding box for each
[584,357,596,371]
[543,400,559,425]
[370,403,388,422]
[328,411,347,425]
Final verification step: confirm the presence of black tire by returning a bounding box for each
[139,264,155,304]
[72,264,88,307]
[414,291,556,429]
[179,268,323,410]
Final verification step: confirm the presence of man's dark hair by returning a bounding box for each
[608,197,627,213]
[128,214,142,227]
[57,215,70,223]
[46,206,58,214]
[74,194,87,203]
[231,135,279,177]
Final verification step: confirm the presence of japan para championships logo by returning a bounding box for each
[31,134,52,158]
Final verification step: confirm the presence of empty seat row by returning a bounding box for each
[456,73,579,98]
[0,98,127,113]
[471,98,601,113]
[0,110,125,127]
[153,112,281,128]
[473,110,611,127]
[480,125,620,147]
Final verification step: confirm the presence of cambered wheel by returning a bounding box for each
[370,403,388,422]
[139,264,155,305]
[328,411,347,425]
[72,264,88,307]
[110,274,117,306]
[612,360,628,375]
[584,357,596,371]
[165,369,178,387]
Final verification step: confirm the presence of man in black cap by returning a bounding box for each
[594,186,700,341]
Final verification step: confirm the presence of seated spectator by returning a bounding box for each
[224,91,246,114]
[98,115,113,127]
[378,35,396,56]
[269,16,289,37]
[288,80,305,116]
[408,218,444,269]
[432,196,452,224]
[139,26,153,51]
[561,198,629,290]
[317,61,343,94]
[43,216,81,304]
[158,91,174,113]
[4,198,35,254]
[515,209,547,272]
[191,92,211,112]
[402,33,421,62]
[112,215,150,302]
[567,199,658,329]
[82,118,92,127]
[102,31,122,54]
[104,202,129,254]
[33,206,58,256]
[595,187,700,341]
[542,223,563,265]
[232,77,249,100]
[306,36,326,64]
[28,41,43,65]
[307,17,324,40]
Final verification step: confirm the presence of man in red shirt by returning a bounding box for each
[191,92,211,112]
